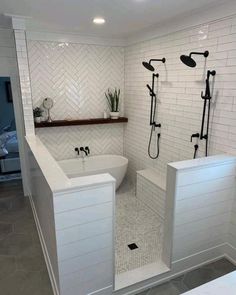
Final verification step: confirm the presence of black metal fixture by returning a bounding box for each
[80,146,90,156]
[142,58,166,159]
[142,58,166,72]
[190,133,199,159]
[74,147,80,155]
[85,146,90,155]
[180,51,209,68]
[181,50,216,158]
[200,70,216,156]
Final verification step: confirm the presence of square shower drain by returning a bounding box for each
[128,243,138,250]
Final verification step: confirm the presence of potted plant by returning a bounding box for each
[33,107,43,123]
[105,88,120,119]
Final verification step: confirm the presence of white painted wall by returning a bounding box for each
[124,15,236,180]
[27,40,125,160]
[26,135,115,295]
[26,139,60,293]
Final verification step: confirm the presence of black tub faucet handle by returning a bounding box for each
[191,133,200,142]
[74,147,79,155]
[85,146,90,155]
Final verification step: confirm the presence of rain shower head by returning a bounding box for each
[142,61,155,72]
[180,55,196,67]
[142,58,166,72]
[180,51,209,68]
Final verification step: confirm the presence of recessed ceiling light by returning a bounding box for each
[93,17,106,25]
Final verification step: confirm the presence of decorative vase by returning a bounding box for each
[110,112,120,119]
[34,117,41,123]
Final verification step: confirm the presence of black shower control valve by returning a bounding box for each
[74,147,79,155]
[85,146,90,154]
[190,133,200,142]
[155,123,161,128]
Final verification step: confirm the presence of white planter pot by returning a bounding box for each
[110,112,120,119]
[34,117,41,123]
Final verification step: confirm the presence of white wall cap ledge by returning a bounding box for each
[4,14,31,30]
[26,135,115,194]
[169,154,236,172]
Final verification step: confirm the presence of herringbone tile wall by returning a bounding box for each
[36,124,124,160]
[27,41,125,158]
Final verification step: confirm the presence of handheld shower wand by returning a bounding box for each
[200,70,216,156]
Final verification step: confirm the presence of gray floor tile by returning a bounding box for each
[0,270,51,295]
[0,233,33,256]
[171,275,189,293]
[16,244,47,272]
[0,222,13,240]
[0,255,16,281]
[183,267,217,290]
[210,258,236,275]
[0,180,53,295]
[148,282,180,295]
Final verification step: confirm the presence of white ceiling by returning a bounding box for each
[0,0,232,38]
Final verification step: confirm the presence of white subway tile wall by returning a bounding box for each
[27,41,125,158]
[136,173,166,219]
[124,16,236,180]
[14,30,35,135]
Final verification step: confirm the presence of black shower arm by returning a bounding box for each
[149,58,166,64]
[189,51,209,58]
[190,52,205,57]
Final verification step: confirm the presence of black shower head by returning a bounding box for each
[142,58,166,72]
[180,55,196,68]
[142,61,155,72]
[180,51,209,68]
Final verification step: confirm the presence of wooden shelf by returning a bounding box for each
[35,117,128,128]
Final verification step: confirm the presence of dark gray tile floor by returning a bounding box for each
[0,180,235,295]
[0,179,53,295]
[137,258,236,294]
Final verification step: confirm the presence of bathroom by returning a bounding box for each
[0,0,236,294]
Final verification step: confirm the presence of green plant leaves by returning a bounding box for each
[105,88,120,112]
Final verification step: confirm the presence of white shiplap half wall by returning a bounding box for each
[124,15,236,180]
[27,40,125,159]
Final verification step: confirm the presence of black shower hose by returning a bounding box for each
[148,125,161,159]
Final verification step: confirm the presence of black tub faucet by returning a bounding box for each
[80,146,90,157]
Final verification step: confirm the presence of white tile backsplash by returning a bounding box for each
[27,41,125,159]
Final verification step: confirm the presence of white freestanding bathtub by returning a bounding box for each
[58,154,128,189]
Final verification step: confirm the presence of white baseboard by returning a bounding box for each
[88,285,113,295]
[28,195,60,295]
